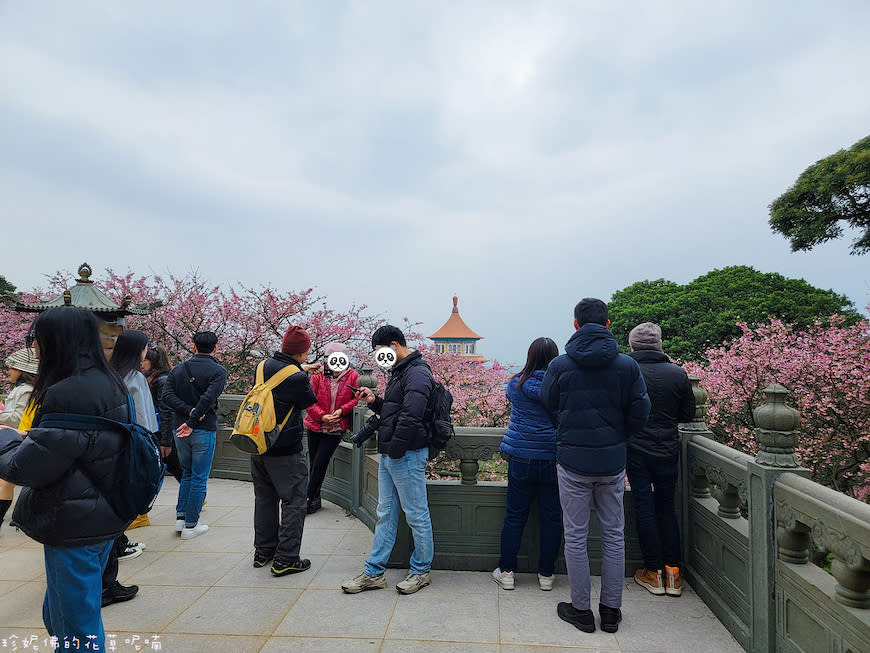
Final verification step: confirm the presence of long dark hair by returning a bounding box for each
[144,344,171,383]
[513,337,559,387]
[27,307,125,410]
[110,329,149,380]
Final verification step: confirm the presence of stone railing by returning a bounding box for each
[208,369,870,652]
[680,379,870,653]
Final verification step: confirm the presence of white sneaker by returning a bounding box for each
[180,524,209,540]
[538,574,554,591]
[175,519,185,534]
[492,568,514,590]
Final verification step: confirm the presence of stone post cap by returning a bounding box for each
[753,384,800,432]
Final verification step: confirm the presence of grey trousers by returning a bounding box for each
[251,452,308,563]
[557,464,626,610]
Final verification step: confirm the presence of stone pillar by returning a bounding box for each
[350,363,379,511]
[680,375,712,581]
[746,384,810,653]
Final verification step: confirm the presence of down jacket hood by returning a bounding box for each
[566,323,620,369]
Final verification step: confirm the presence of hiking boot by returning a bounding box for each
[599,604,623,633]
[538,573,555,591]
[306,497,322,515]
[665,565,683,596]
[117,543,143,562]
[253,552,274,568]
[557,602,595,633]
[101,581,139,608]
[341,572,387,594]
[396,572,431,595]
[271,558,311,576]
[492,568,514,590]
[634,568,665,595]
[181,524,209,540]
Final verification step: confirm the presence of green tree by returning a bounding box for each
[0,274,15,296]
[769,134,870,255]
[608,266,859,362]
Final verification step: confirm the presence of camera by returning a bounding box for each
[351,414,380,448]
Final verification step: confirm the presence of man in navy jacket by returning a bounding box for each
[542,298,650,635]
[342,325,435,596]
[162,331,227,540]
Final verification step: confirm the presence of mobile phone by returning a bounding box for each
[346,385,361,392]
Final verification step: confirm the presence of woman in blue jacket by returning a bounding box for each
[493,337,562,591]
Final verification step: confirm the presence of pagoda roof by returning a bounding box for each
[429,296,482,340]
[6,263,156,317]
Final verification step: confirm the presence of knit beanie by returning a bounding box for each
[629,322,663,352]
[323,342,347,357]
[281,326,311,355]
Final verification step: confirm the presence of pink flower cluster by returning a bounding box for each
[686,313,870,501]
[0,269,512,428]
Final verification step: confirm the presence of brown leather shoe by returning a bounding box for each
[665,565,683,596]
[634,568,665,595]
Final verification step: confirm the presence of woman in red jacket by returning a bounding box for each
[303,343,360,514]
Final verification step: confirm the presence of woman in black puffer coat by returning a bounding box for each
[0,307,128,652]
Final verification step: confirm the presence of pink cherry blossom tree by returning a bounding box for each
[686,315,870,500]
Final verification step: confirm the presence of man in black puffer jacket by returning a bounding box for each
[342,325,435,596]
[626,322,695,599]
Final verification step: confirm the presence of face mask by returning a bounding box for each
[374,346,397,371]
[327,352,350,374]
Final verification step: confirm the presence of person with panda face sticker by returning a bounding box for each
[342,325,436,596]
[302,343,360,514]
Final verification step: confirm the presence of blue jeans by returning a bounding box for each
[43,541,113,650]
[626,450,681,570]
[175,429,216,527]
[499,456,563,575]
[557,465,625,610]
[365,448,434,576]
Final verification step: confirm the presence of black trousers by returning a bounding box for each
[306,429,343,500]
[251,452,308,563]
[101,534,128,589]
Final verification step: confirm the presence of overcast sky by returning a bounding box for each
[2,1,868,365]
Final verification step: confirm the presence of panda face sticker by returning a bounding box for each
[327,352,350,374]
[374,346,397,370]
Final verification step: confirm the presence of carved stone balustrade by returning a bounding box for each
[775,473,870,609]
[444,427,503,485]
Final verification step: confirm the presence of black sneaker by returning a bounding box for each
[557,602,595,633]
[117,543,143,561]
[599,604,623,633]
[253,552,274,568]
[270,558,312,576]
[306,498,321,515]
[101,581,139,607]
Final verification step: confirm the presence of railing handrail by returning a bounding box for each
[775,472,870,554]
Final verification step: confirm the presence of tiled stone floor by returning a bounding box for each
[0,478,743,652]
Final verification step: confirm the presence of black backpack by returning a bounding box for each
[424,380,455,450]
[38,394,166,522]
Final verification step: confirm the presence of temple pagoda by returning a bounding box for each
[7,262,158,355]
[429,296,486,362]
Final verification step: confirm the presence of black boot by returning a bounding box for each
[599,603,623,633]
[102,581,139,607]
[557,602,595,633]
